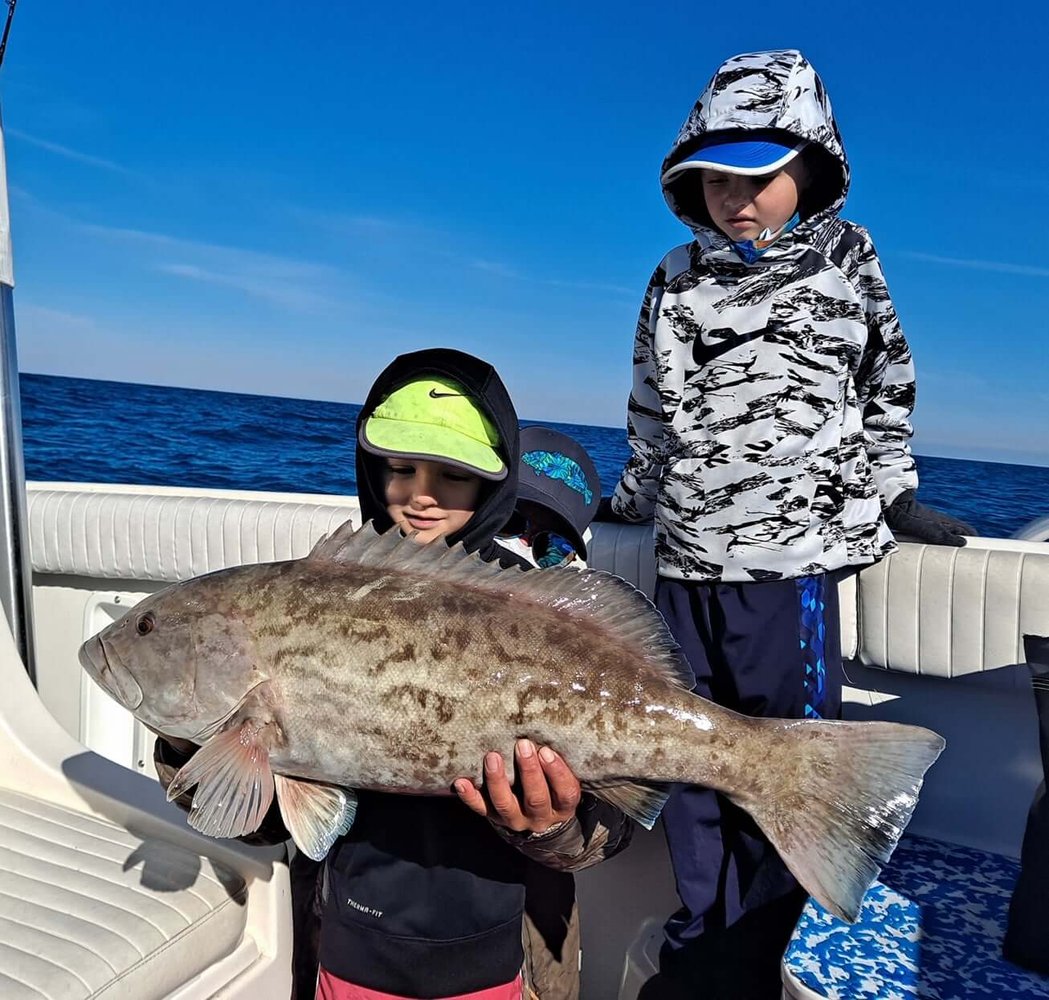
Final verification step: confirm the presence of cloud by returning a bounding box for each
[155,263,336,310]
[470,257,526,279]
[546,276,636,297]
[297,210,436,239]
[903,251,1049,279]
[6,128,138,177]
[14,304,143,381]
[467,257,635,296]
[83,222,345,312]
[293,206,636,296]
[16,303,97,334]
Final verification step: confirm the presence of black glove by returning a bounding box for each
[884,490,975,546]
[593,496,635,525]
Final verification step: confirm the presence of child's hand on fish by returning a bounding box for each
[454,739,582,835]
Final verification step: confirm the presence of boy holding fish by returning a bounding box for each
[598,49,971,997]
[155,347,632,1000]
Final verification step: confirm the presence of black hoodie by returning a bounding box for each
[156,350,630,997]
[354,347,527,568]
[321,348,635,997]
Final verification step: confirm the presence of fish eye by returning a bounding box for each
[135,613,156,636]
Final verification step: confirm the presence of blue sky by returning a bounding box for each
[3,1,1048,465]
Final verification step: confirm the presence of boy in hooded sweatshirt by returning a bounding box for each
[329,348,633,998]
[497,425,604,1000]
[499,426,602,570]
[597,50,973,996]
[157,348,631,1000]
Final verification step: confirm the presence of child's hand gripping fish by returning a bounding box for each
[79,520,944,922]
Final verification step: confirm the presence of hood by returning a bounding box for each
[662,50,850,236]
[355,348,521,563]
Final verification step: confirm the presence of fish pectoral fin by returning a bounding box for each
[274,775,358,861]
[581,779,672,831]
[167,721,275,840]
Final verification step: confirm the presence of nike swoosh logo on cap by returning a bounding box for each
[692,326,770,367]
[428,388,463,398]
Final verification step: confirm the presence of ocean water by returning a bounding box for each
[20,373,1049,540]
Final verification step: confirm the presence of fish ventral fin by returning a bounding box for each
[166,720,275,840]
[728,719,946,923]
[274,775,358,861]
[582,778,672,830]
[310,520,693,691]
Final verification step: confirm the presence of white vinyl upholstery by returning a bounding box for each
[27,483,1049,678]
[585,522,659,602]
[18,483,1049,998]
[28,482,360,582]
[0,789,249,1000]
[588,520,1049,856]
[855,541,1049,677]
[588,522,1049,680]
[2,510,294,1000]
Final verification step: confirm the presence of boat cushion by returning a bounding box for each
[0,788,251,1000]
[27,484,359,582]
[782,835,1049,998]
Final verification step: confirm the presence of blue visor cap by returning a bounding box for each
[663,136,807,182]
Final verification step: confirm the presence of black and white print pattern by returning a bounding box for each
[611,50,918,583]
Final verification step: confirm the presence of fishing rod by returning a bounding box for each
[0,0,17,70]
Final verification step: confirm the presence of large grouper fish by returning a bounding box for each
[79,519,944,921]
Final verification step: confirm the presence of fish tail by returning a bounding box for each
[728,719,945,923]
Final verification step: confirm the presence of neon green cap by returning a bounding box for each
[359,377,507,480]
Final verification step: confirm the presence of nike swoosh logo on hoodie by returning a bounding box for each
[692,326,770,367]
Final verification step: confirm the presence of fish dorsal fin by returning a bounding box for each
[313,521,691,691]
[508,566,692,690]
[309,518,504,579]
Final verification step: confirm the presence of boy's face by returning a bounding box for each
[701,158,807,241]
[383,457,483,544]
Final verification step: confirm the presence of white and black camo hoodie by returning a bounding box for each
[609,49,919,583]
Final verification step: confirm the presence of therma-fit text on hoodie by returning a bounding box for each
[610,50,919,583]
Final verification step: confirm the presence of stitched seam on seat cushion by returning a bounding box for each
[0,890,145,959]
[89,894,245,998]
[0,914,116,982]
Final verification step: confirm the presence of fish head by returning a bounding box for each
[78,575,263,742]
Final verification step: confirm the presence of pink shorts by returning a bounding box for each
[315,968,523,1000]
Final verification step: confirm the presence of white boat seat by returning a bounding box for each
[0,551,293,1000]
[0,789,249,1000]
[781,835,1049,998]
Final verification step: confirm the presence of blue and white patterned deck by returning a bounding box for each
[783,836,1049,999]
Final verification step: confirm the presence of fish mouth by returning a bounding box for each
[78,636,144,710]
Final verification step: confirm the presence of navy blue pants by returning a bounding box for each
[648,573,844,996]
